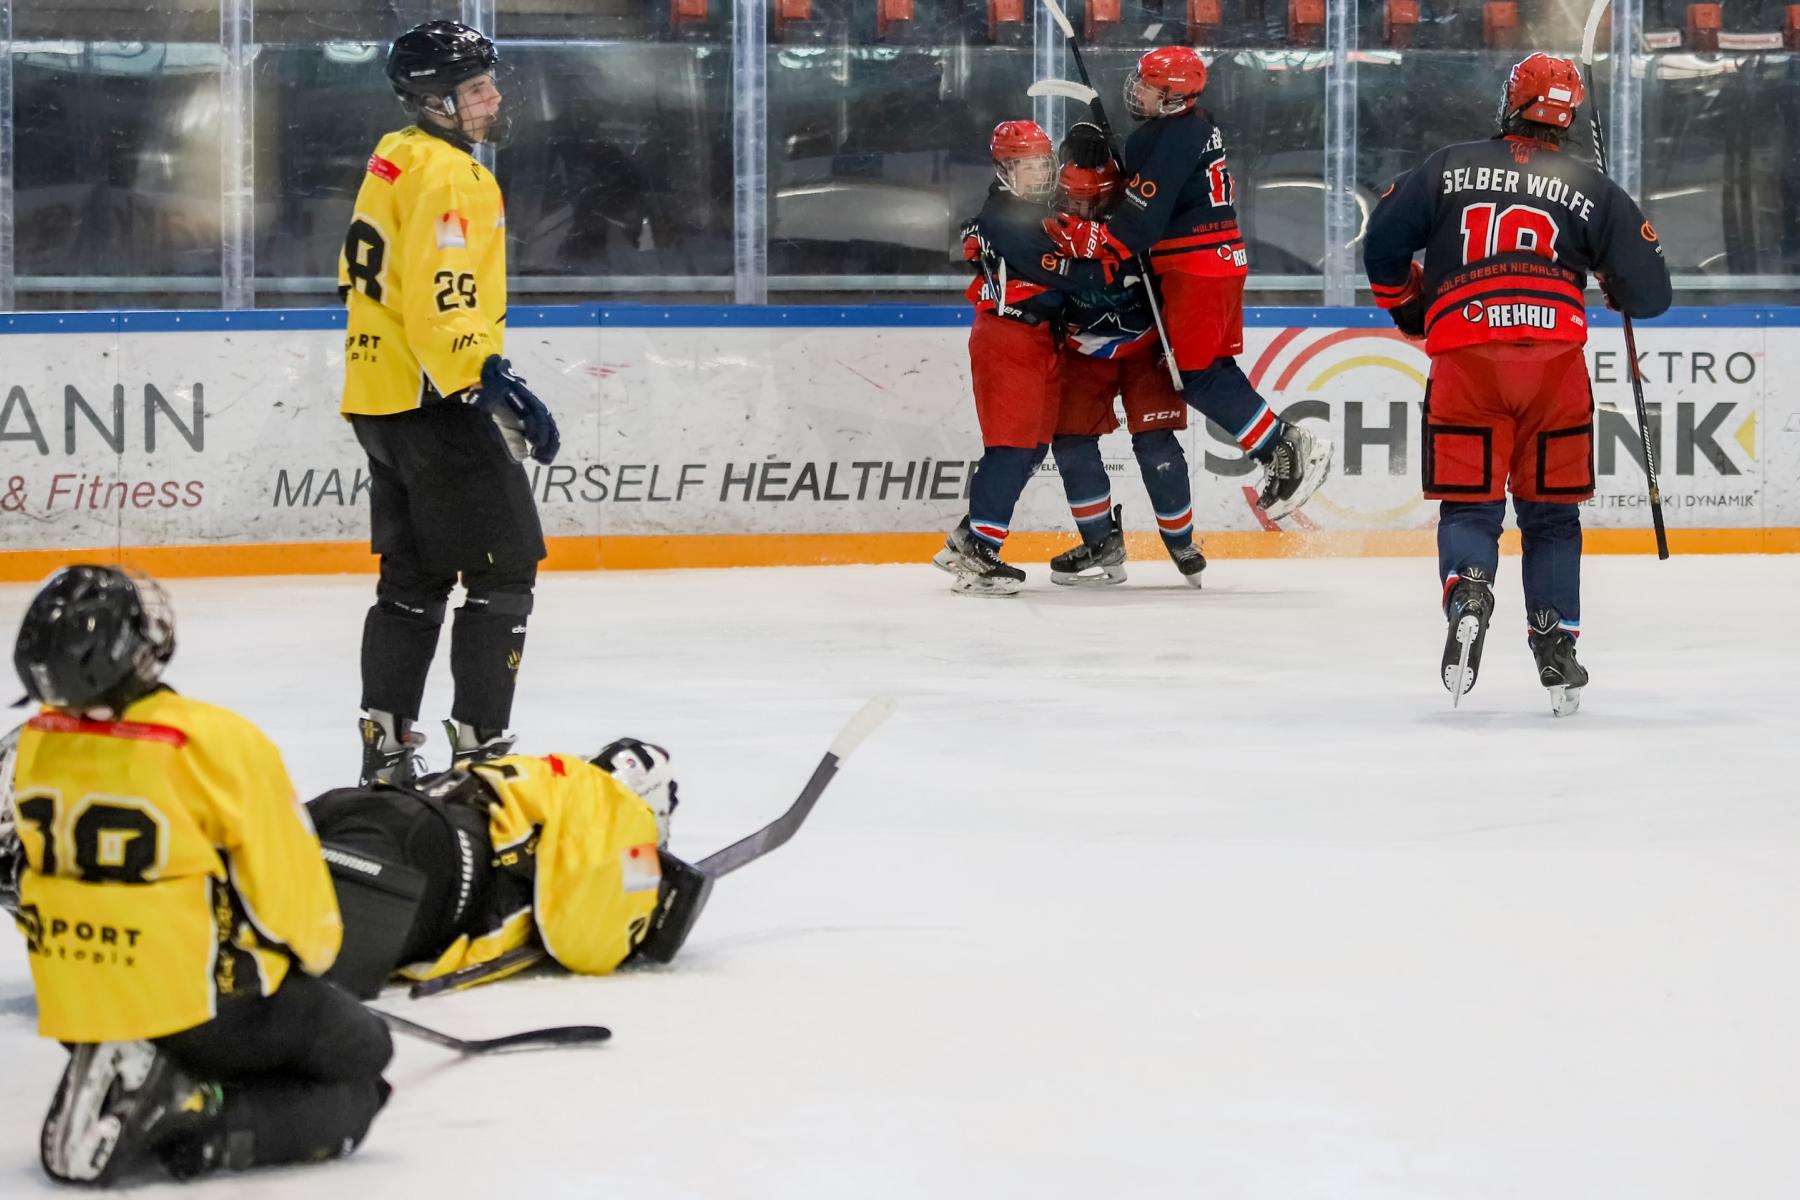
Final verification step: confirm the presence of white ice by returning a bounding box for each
[2,555,1798,1198]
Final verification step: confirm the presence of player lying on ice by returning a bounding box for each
[308,736,692,997]
[3,566,393,1186]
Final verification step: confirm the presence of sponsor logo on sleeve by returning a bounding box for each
[366,153,401,183]
[435,211,469,249]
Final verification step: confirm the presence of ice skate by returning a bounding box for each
[444,721,516,768]
[932,518,1025,597]
[1529,608,1588,717]
[1441,567,1494,704]
[41,1041,223,1186]
[1256,422,1334,522]
[1049,505,1128,587]
[359,711,427,786]
[1168,539,1206,589]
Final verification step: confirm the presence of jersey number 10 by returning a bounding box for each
[1459,202,1559,264]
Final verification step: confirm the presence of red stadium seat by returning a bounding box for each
[988,0,1027,42]
[1483,1,1520,49]
[1186,0,1222,43]
[1788,5,1800,50]
[1384,0,1420,47]
[670,0,708,33]
[774,0,812,38]
[877,0,914,39]
[1289,0,1325,46]
[1085,0,1123,42]
[1686,3,1721,50]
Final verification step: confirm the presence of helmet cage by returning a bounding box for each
[997,154,1057,203]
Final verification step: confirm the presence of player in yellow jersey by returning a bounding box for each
[340,21,560,788]
[6,567,391,1185]
[306,738,689,994]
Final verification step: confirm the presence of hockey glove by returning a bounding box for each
[594,738,679,847]
[475,355,561,465]
[1043,213,1130,265]
[1593,271,1623,312]
[960,217,990,264]
[1374,262,1426,340]
[1388,298,1426,339]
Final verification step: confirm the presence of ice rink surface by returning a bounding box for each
[2,553,1797,1198]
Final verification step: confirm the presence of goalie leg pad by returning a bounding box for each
[320,841,427,1000]
[309,784,490,997]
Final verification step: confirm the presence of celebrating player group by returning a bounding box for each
[936,38,1670,721]
[0,11,1671,1191]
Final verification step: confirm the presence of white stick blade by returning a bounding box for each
[828,694,897,762]
[1580,0,1610,65]
[1027,78,1099,104]
[1037,0,1077,40]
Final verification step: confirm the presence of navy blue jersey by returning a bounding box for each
[1363,135,1670,353]
[1062,277,1157,359]
[1109,108,1247,278]
[963,185,1114,322]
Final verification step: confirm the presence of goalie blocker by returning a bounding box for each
[312,741,691,997]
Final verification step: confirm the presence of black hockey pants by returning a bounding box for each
[154,973,392,1170]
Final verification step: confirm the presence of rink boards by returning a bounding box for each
[0,304,1793,578]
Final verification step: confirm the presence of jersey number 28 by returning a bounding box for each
[1459,202,1559,264]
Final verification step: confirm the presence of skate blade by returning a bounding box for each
[47,1042,155,1183]
[1049,565,1127,588]
[1548,685,1582,718]
[1260,436,1336,523]
[1445,616,1478,706]
[950,575,1023,598]
[1178,568,1204,589]
[929,548,961,576]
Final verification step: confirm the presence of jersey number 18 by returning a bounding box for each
[1459,202,1559,264]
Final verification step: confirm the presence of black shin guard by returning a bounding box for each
[449,585,533,731]
[359,591,448,719]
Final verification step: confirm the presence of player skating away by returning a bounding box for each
[340,21,560,784]
[7,567,391,1185]
[933,120,1122,596]
[308,739,685,994]
[1044,123,1206,589]
[1362,53,1670,714]
[1043,46,1333,524]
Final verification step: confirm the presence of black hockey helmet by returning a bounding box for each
[13,565,175,714]
[386,21,499,107]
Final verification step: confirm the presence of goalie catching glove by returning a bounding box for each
[474,354,560,465]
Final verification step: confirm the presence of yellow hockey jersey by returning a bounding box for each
[9,691,342,1042]
[402,753,662,984]
[338,124,508,416]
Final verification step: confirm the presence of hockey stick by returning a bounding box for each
[410,695,897,998]
[1031,0,1185,391]
[1581,0,1670,560]
[370,1006,610,1054]
[1026,78,1098,106]
[694,693,895,877]
[407,941,547,1000]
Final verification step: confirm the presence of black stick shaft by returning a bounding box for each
[1583,56,1670,559]
[1041,1,1182,390]
[408,942,546,1000]
[371,1007,610,1054]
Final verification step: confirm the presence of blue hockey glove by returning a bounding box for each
[475,355,560,465]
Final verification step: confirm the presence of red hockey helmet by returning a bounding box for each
[1126,46,1208,120]
[990,119,1055,202]
[1054,160,1122,220]
[1499,53,1585,132]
